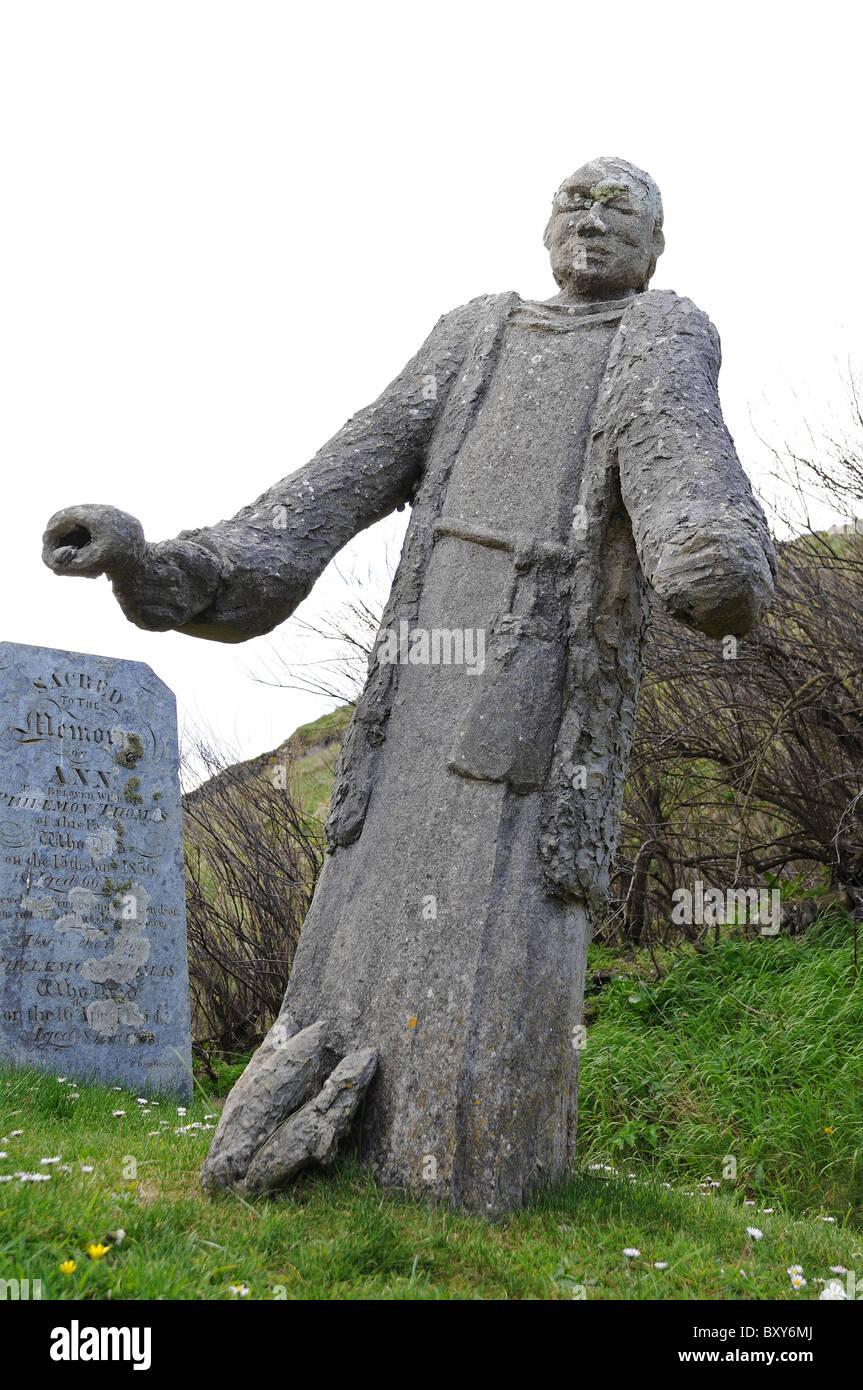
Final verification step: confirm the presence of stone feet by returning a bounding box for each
[200,1014,377,1198]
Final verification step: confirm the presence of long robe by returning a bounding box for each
[111,286,776,1211]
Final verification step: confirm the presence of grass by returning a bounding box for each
[579,913,863,1221]
[1,913,861,1300]
[0,1079,859,1299]
[247,705,352,821]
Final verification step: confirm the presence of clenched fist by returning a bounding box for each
[42,504,146,580]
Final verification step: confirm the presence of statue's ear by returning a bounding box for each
[653,223,666,259]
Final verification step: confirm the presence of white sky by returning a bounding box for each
[2,1,862,774]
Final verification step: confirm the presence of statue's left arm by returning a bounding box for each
[605,288,776,637]
[539,289,777,908]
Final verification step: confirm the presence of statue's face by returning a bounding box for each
[544,160,664,298]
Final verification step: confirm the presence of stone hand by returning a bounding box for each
[42,504,146,580]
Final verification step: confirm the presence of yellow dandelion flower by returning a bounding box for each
[59,1259,77,1275]
[824,1126,835,1134]
[86,1242,110,1260]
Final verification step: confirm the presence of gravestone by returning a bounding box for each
[0,641,192,1099]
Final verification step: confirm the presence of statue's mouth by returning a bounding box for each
[572,244,610,271]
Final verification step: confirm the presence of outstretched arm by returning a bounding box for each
[42,304,475,642]
[605,288,776,638]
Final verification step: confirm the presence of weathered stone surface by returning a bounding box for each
[0,641,192,1099]
[201,1014,326,1192]
[42,157,777,1210]
[240,1046,378,1197]
[201,1016,377,1197]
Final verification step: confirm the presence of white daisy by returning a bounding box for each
[820,1280,847,1300]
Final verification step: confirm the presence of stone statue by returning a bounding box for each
[43,158,776,1213]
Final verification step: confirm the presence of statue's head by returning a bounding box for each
[544,157,664,299]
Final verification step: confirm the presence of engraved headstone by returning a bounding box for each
[0,641,192,1099]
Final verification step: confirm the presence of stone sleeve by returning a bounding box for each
[604,288,777,638]
[110,303,478,642]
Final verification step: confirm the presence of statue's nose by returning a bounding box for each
[576,207,607,237]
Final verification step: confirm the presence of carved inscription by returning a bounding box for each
[0,643,192,1097]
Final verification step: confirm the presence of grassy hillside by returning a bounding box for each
[579,915,863,1221]
[4,703,859,1299]
[184,704,353,824]
[1,1063,859,1301]
[2,906,861,1299]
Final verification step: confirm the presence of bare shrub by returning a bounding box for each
[182,734,325,1065]
[611,400,863,950]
